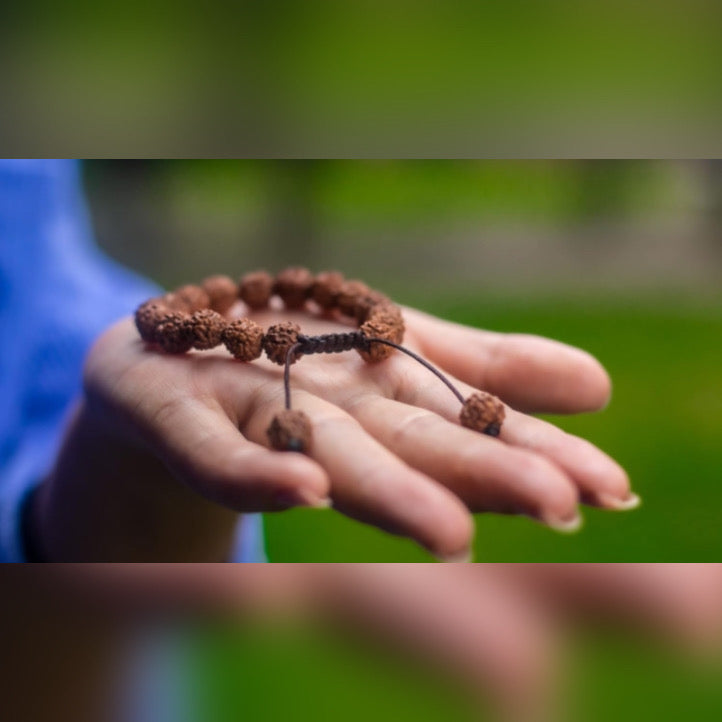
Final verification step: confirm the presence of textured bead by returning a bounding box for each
[164,284,210,313]
[358,311,405,362]
[239,270,274,310]
[267,409,312,452]
[201,275,238,314]
[367,302,404,327]
[274,266,314,309]
[459,392,506,437]
[336,280,371,317]
[263,322,301,365]
[351,290,392,323]
[155,311,195,354]
[135,299,170,343]
[222,318,264,361]
[188,309,226,350]
[309,271,345,309]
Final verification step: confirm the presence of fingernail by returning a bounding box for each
[273,490,331,510]
[595,492,642,511]
[546,513,584,534]
[435,549,474,563]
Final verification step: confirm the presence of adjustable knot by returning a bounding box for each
[296,332,370,355]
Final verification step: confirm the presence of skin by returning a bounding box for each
[30,303,635,562]
[13,564,722,722]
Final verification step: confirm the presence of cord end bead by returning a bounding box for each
[267,409,312,452]
[460,392,506,436]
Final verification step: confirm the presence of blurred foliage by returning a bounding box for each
[182,617,722,722]
[3,2,722,154]
[84,159,711,295]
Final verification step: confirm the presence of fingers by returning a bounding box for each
[145,394,331,512]
[391,361,635,513]
[347,395,580,529]
[515,564,722,652]
[312,565,557,721]
[500,410,635,510]
[404,307,611,414]
[244,389,475,560]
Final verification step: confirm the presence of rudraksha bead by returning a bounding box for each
[164,284,210,313]
[310,271,345,309]
[239,270,274,310]
[155,311,195,354]
[263,322,302,365]
[267,409,312,452]
[201,275,238,314]
[358,312,404,362]
[366,302,404,327]
[222,318,264,361]
[274,267,314,309]
[351,290,392,323]
[336,279,372,317]
[135,300,170,343]
[459,392,506,437]
[189,309,226,350]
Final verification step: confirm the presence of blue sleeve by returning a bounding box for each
[0,160,160,561]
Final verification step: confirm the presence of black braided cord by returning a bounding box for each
[295,332,371,355]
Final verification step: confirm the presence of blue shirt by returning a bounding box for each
[0,160,264,562]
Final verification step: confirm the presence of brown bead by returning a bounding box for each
[163,284,211,313]
[336,280,371,317]
[310,271,345,309]
[134,299,170,343]
[188,309,226,350]
[222,318,264,361]
[366,302,404,328]
[267,409,312,452]
[155,311,195,354]
[239,270,274,310]
[201,275,238,314]
[351,290,393,323]
[358,312,405,362]
[263,322,301,365]
[273,266,314,309]
[459,392,506,437]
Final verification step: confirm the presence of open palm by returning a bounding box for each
[34,303,635,561]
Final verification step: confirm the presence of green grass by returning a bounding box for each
[264,294,722,562]
[183,618,722,722]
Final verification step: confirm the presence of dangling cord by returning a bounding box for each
[284,342,303,410]
[365,337,466,405]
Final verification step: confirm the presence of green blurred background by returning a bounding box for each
[82,160,722,720]
[83,159,722,563]
[3,1,722,155]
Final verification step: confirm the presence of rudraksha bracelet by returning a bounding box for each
[134,268,505,453]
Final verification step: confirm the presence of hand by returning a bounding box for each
[31,303,634,561]
[36,563,722,722]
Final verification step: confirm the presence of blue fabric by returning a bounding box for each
[0,160,264,562]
